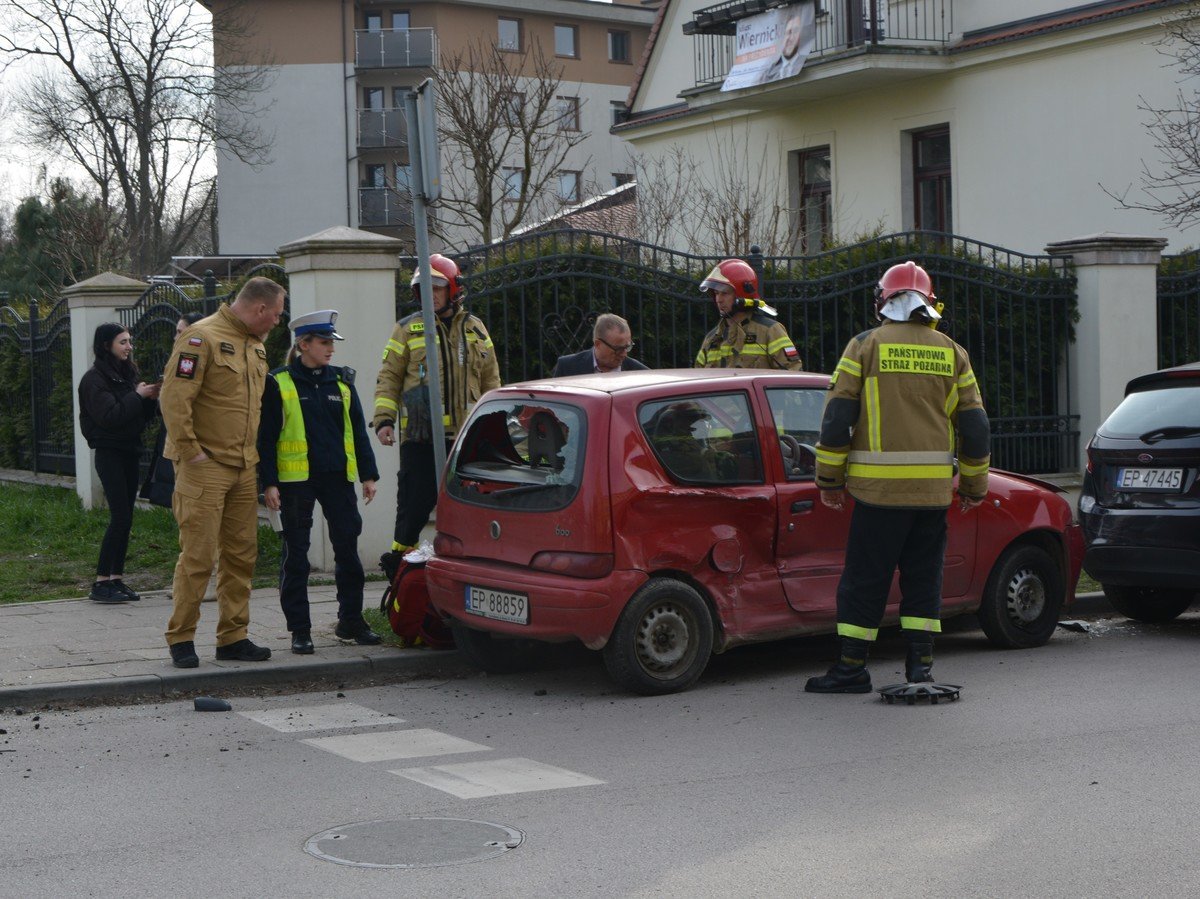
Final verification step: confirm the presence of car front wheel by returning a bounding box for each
[602,578,714,695]
[978,545,1063,648]
[1102,585,1196,623]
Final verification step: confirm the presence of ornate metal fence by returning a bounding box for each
[409,229,1077,474]
[1157,250,1200,369]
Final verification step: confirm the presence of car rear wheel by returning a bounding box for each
[602,578,714,695]
[978,545,1063,648]
[449,621,537,674]
[1102,585,1196,623]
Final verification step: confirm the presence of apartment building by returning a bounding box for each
[202,0,656,254]
[616,0,1197,255]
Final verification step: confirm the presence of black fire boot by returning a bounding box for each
[905,640,934,684]
[805,637,872,694]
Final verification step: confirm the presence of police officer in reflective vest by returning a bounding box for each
[694,258,803,370]
[373,254,501,574]
[806,261,990,693]
[259,310,382,654]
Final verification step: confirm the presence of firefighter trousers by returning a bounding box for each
[835,502,948,641]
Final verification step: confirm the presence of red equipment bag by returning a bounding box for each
[379,558,455,650]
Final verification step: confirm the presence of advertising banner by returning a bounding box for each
[721,3,815,92]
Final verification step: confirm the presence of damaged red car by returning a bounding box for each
[426,370,1084,695]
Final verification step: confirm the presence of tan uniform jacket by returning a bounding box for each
[695,310,803,370]
[160,303,269,469]
[814,321,990,508]
[373,307,501,443]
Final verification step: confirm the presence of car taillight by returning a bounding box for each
[433,532,463,557]
[1085,439,1094,474]
[530,551,614,579]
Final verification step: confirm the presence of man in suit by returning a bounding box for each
[552,313,649,376]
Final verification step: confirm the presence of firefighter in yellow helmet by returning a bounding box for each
[806,261,990,696]
[694,258,803,370]
[373,254,501,576]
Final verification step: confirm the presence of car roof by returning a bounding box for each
[499,368,832,398]
[1126,361,1200,395]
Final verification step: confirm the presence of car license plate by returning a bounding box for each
[1116,467,1183,491]
[465,585,529,624]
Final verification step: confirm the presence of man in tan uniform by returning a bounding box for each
[694,258,803,370]
[161,277,285,668]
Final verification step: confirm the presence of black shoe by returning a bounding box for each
[170,641,200,669]
[291,629,315,654]
[905,642,935,684]
[214,638,272,662]
[111,579,141,601]
[335,619,382,645]
[89,580,127,604]
[805,663,873,694]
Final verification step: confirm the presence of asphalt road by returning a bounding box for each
[3,611,1199,898]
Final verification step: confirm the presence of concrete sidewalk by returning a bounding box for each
[0,584,464,708]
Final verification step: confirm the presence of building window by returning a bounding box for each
[363,86,384,110]
[364,10,382,32]
[502,167,524,201]
[363,164,386,188]
[391,86,411,108]
[500,91,525,127]
[798,146,831,253]
[610,100,627,127]
[555,24,578,58]
[498,17,521,51]
[613,173,634,188]
[556,96,580,131]
[559,171,581,204]
[608,30,631,63]
[912,126,951,232]
[392,11,410,29]
[395,164,411,194]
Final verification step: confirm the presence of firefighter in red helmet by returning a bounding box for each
[694,258,803,371]
[373,253,501,576]
[806,260,990,698]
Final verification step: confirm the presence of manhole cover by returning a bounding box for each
[305,817,524,869]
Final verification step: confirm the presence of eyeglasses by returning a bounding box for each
[597,336,635,354]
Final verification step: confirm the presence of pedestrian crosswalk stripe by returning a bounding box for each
[390,757,605,799]
[301,728,489,763]
[239,703,402,733]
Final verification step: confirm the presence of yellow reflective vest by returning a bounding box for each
[273,370,358,483]
[815,321,990,508]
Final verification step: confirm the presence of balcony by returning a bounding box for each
[686,0,952,91]
[359,187,413,228]
[355,27,438,69]
[358,108,408,149]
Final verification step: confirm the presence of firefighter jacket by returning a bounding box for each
[161,303,268,469]
[815,320,990,508]
[258,360,380,488]
[372,306,501,443]
[695,309,803,370]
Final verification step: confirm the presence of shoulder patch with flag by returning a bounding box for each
[784,344,799,359]
[188,336,203,346]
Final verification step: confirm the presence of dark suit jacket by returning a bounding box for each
[552,349,649,377]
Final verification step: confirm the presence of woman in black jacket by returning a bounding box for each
[78,322,160,603]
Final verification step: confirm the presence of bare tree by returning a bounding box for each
[0,0,274,275]
[434,36,590,245]
[1104,8,1200,229]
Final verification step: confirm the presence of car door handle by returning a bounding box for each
[791,500,814,513]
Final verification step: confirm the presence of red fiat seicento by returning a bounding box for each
[426,370,1084,695]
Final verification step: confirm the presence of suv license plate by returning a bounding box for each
[1116,467,1183,491]
[466,585,529,624]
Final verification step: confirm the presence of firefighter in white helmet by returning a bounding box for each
[806,260,990,695]
[694,258,803,370]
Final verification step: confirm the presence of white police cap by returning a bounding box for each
[289,309,344,339]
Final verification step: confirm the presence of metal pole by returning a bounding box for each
[404,89,448,478]
[28,299,40,474]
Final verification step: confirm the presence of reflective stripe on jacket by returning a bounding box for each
[695,310,803,371]
[815,321,990,508]
[273,370,358,483]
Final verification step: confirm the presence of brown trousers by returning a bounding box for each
[165,460,259,648]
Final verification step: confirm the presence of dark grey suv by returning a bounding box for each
[1079,362,1200,621]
